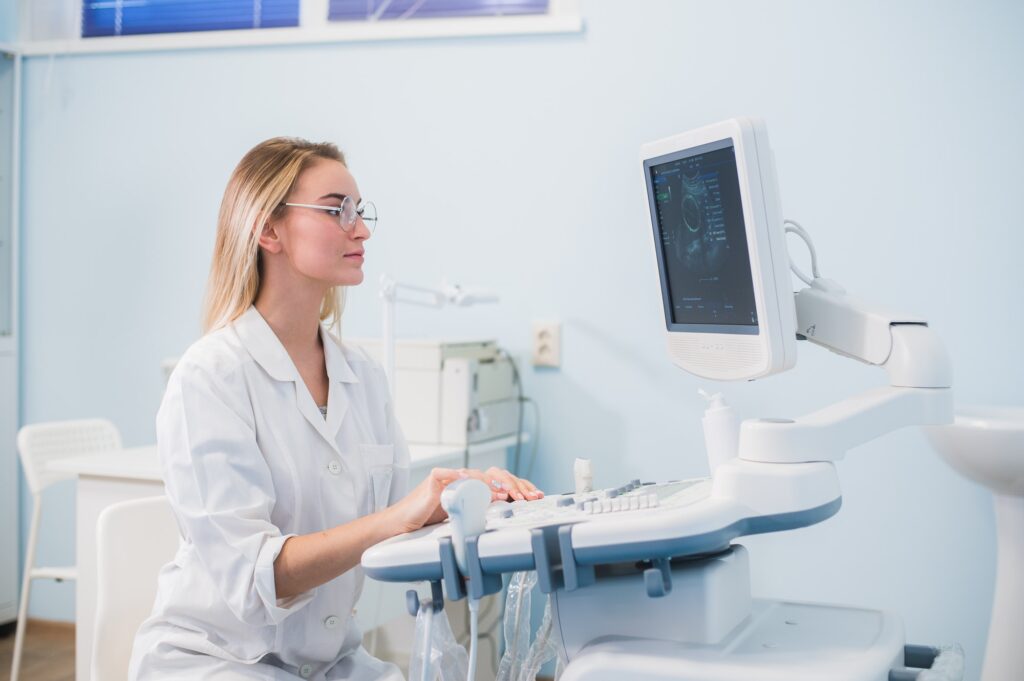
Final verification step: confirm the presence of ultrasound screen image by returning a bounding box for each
[646,139,758,332]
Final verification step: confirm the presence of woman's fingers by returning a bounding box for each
[424,467,500,502]
[484,467,543,501]
[454,468,514,501]
[428,467,469,488]
[428,466,543,502]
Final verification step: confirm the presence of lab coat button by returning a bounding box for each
[327,461,342,475]
[299,664,314,678]
[324,615,340,629]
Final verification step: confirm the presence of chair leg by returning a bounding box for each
[11,500,41,681]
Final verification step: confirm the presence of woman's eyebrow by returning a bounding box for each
[318,192,349,202]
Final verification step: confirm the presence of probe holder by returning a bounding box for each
[436,535,502,604]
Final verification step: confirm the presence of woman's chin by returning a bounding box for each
[333,271,364,287]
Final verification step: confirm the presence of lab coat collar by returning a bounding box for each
[233,306,359,386]
[321,327,359,386]
[233,306,299,382]
[321,327,358,442]
[233,306,358,451]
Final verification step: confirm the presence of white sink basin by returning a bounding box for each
[924,405,1024,681]
[924,406,1024,497]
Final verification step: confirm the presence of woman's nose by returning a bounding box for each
[353,216,372,240]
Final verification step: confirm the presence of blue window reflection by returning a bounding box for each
[328,0,549,22]
[82,0,300,38]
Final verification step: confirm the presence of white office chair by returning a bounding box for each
[11,418,122,681]
[92,495,180,681]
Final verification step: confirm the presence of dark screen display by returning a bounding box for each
[646,139,758,333]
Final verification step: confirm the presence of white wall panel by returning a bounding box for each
[0,49,17,625]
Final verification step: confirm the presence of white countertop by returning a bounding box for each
[48,435,526,482]
[48,445,162,481]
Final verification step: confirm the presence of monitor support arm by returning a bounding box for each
[738,278,954,464]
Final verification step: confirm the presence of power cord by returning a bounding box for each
[496,348,526,476]
[522,397,541,480]
[784,219,821,285]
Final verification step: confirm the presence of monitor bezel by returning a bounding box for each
[640,117,798,381]
[644,137,760,336]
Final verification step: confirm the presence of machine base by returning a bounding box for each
[552,547,752,659]
[560,599,905,681]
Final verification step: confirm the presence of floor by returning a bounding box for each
[0,620,75,681]
[0,620,554,681]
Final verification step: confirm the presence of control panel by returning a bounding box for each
[485,478,712,529]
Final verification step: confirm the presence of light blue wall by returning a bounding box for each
[0,1,15,42]
[16,1,1023,677]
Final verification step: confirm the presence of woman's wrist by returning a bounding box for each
[377,503,412,539]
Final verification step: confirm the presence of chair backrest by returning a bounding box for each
[92,495,180,681]
[17,419,122,495]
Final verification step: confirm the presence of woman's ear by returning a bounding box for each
[257,220,283,254]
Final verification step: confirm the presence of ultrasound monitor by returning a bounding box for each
[641,118,797,381]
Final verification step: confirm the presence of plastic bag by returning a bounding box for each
[409,598,469,681]
[515,589,558,681]
[496,571,564,681]
[495,571,537,681]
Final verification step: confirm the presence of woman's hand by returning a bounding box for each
[385,467,543,535]
[482,466,543,502]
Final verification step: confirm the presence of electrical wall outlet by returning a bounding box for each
[531,320,561,368]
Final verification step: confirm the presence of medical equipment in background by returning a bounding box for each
[374,277,526,479]
[362,117,964,681]
[378,275,497,401]
[353,338,521,448]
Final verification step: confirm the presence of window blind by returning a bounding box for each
[82,0,300,38]
[328,0,549,22]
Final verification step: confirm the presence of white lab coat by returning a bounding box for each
[129,306,410,680]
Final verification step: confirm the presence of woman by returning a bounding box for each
[130,138,541,680]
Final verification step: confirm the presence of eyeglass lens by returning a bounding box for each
[356,201,377,233]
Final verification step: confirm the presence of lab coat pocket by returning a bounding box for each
[361,443,395,512]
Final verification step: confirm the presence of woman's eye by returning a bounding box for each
[326,207,342,217]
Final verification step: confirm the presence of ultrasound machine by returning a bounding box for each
[361,118,964,681]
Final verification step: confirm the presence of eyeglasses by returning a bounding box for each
[280,196,377,233]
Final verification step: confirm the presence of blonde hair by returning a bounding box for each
[203,137,347,333]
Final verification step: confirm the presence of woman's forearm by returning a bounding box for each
[273,465,540,600]
[273,506,401,600]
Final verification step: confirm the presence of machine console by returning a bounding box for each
[485,478,711,528]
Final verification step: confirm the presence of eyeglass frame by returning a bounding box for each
[279,195,377,233]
